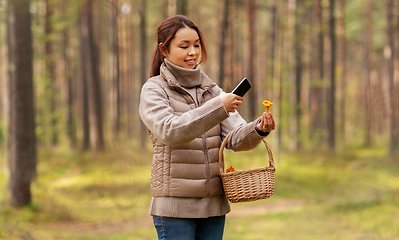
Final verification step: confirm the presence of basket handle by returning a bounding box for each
[218,132,275,174]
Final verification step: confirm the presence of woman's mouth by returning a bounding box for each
[185,59,196,65]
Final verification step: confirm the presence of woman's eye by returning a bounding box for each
[181,46,188,49]
[195,45,200,48]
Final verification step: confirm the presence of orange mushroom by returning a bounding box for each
[262,100,273,113]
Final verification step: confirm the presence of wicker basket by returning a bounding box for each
[219,132,276,203]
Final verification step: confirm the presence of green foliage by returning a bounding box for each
[345,0,366,40]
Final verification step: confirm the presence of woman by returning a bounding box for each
[139,15,275,240]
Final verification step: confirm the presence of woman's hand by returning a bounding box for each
[220,92,243,113]
[257,112,276,132]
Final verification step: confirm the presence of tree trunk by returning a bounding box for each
[0,10,4,142]
[277,0,286,150]
[118,10,125,138]
[79,17,90,152]
[385,0,399,156]
[80,0,104,152]
[61,2,76,149]
[109,0,120,143]
[393,0,399,157]
[168,0,177,16]
[225,3,235,91]
[140,0,147,148]
[337,0,347,145]
[294,0,303,150]
[161,0,168,19]
[45,0,58,145]
[217,0,229,89]
[7,0,37,207]
[270,1,277,99]
[128,3,136,138]
[63,29,76,149]
[176,0,187,15]
[310,0,324,143]
[246,0,256,120]
[364,0,373,147]
[327,0,336,151]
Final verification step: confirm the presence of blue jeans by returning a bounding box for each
[152,215,226,240]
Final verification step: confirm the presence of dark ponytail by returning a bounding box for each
[150,15,207,77]
[150,43,164,77]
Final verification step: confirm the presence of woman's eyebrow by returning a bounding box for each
[179,39,200,43]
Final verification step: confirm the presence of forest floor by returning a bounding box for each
[1,142,399,240]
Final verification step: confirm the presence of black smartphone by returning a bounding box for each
[231,78,251,97]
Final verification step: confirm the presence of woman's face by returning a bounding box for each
[161,27,201,69]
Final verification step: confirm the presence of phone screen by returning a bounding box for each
[232,78,251,97]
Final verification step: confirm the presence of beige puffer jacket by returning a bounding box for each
[139,59,265,199]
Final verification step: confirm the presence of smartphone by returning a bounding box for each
[231,78,251,97]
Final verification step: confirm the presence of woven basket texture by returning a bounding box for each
[219,132,276,203]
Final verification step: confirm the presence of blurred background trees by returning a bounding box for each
[1,0,399,206]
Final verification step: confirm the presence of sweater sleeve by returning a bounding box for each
[220,113,267,152]
[139,80,229,146]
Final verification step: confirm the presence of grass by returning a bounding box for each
[0,145,155,239]
[223,145,399,240]
[1,142,399,239]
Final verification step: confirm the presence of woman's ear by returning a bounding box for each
[159,43,168,58]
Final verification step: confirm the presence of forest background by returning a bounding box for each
[1,0,399,239]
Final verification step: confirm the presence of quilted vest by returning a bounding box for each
[147,61,225,198]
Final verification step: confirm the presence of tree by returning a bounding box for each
[294,0,304,150]
[79,22,90,151]
[140,0,147,148]
[61,0,77,149]
[45,0,58,145]
[176,0,187,15]
[79,0,104,152]
[277,0,286,150]
[246,0,256,120]
[327,0,336,151]
[126,1,136,138]
[2,0,398,155]
[337,0,347,144]
[161,0,168,19]
[393,0,399,157]
[270,0,277,98]
[310,0,325,144]
[364,0,373,147]
[0,4,4,144]
[166,0,186,16]
[109,0,120,143]
[217,0,230,89]
[7,0,37,207]
[385,0,399,156]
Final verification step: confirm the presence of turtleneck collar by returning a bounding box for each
[163,58,202,88]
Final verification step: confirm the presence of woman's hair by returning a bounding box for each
[150,15,207,77]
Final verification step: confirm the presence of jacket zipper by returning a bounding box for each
[202,134,211,197]
[177,86,211,197]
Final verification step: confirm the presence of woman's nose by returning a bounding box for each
[188,46,196,55]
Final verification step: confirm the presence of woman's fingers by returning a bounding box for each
[269,113,276,130]
[220,92,244,112]
[262,112,276,132]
